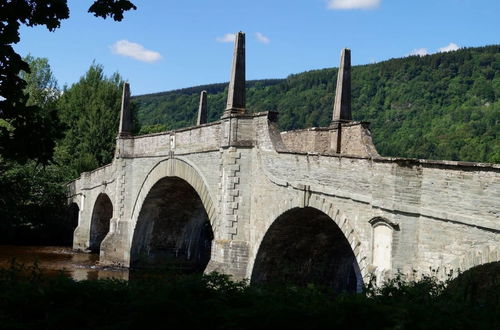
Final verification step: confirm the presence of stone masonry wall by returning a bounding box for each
[253,145,499,281]
[69,112,500,284]
[280,122,379,157]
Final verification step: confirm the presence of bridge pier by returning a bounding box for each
[206,240,250,280]
[99,218,132,267]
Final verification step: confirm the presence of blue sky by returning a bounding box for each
[14,0,500,96]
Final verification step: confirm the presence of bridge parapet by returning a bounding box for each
[117,121,222,158]
[280,121,379,157]
[67,163,115,200]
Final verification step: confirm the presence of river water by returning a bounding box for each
[0,245,131,281]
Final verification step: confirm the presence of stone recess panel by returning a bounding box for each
[68,112,500,283]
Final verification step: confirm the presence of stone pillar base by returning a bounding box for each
[205,240,250,281]
[73,225,90,252]
[99,219,132,267]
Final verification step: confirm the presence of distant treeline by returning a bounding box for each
[134,45,499,163]
[135,79,283,99]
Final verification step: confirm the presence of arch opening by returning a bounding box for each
[67,202,80,245]
[130,177,213,272]
[89,194,113,253]
[251,207,362,293]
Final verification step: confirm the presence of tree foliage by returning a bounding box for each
[134,46,499,163]
[0,55,67,244]
[1,59,126,244]
[0,159,69,245]
[0,0,136,163]
[0,263,498,329]
[19,55,59,108]
[55,63,124,179]
[0,1,135,243]
[0,53,63,164]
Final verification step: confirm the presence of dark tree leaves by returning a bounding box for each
[0,0,135,163]
[88,0,137,21]
[55,63,124,179]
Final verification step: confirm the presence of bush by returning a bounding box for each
[0,262,498,329]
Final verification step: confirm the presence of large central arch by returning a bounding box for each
[129,158,217,272]
[251,207,362,293]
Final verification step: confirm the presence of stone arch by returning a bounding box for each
[130,157,217,229]
[89,193,113,252]
[67,202,80,244]
[129,157,217,271]
[250,194,367,292]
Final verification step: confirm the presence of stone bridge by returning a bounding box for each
[68,32,500,291]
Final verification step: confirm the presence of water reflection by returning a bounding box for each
[0,245,130,281]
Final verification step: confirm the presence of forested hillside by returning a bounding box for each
[134,45,499,163]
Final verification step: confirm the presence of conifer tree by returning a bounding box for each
[56,63,124,179]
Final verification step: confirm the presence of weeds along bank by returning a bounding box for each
[0,262,498,329]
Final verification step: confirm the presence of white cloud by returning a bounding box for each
[256,32,270,44]
[327,0,381,10]
[408,42,460,57]
[409,48,429,57]
[216,33,236,43]
[438,42,459,53]
[111,40,162,62]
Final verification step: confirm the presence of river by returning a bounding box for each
[0,245,131,281]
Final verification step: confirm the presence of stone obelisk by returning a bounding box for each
[223,32,246,117]
[332,48,352,123]
[197,90,208,125]
[118,82,132,137]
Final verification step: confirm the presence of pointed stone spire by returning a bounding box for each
[223,31,246,117]
[197,90,208,125]
[118,82,132,137]
[332,48,352,123]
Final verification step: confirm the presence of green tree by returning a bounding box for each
[56,63,124,179]
[0,0,136,163]
[0,55,68,244]
[20,55,60,108]
[0,159,69,244]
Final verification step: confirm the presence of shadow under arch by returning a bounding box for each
[129,158,217,272]
[67,202,80,245]
[130,177,213,272]
[89,193,113,253]
[251,207,363,293]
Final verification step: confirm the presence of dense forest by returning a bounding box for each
[134,45,499,163]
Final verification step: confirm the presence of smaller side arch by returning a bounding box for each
[67,202,80,245]
[89,193,113,253]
